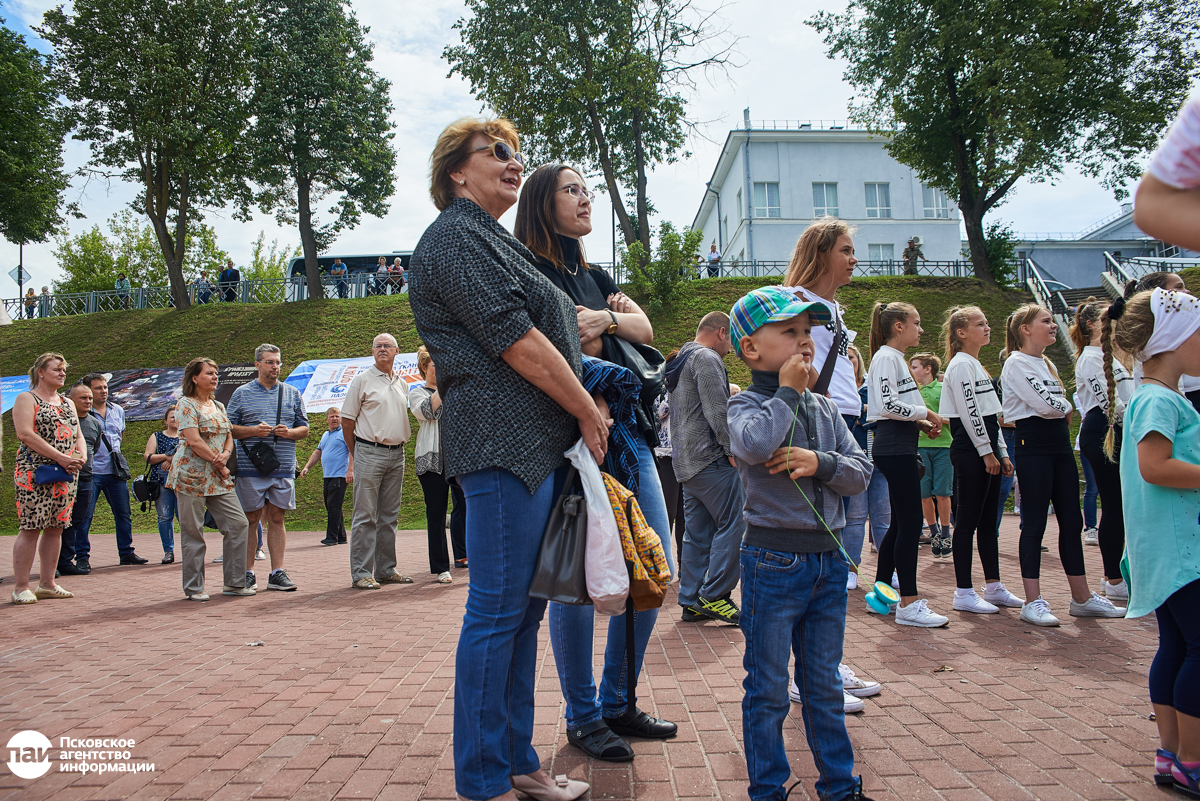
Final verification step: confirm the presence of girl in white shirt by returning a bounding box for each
[1070,299,1134,601]
[866,301,947,627]
[937,306,1021,614]
[999,304,1125,627]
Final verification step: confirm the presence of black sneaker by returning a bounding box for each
[75,558,91,574]
[930,534,944,558]
[696,594,740,625]
[680,605,705,622]
[837,776,874,801]
[320,537,337,546]
[939,534,952,559]
[268,569,297,591]
[246,571,258,591]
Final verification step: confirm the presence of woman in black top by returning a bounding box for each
[515,164,677,762]
[409,120,606,801]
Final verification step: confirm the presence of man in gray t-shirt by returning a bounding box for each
[60,383,104,575]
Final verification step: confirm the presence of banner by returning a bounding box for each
[104,364,257,422]
[1,375,32,414]
[299,354,425,413]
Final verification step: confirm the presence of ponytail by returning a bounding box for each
[1007,302,1060,377]
[1069,297,1105,354]
[941,305,982,364]
[1100,305,1120,461]
[869,301,916,355]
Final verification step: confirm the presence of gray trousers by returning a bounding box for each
[678,459,746,607]
[176,491,249,595]
[350,444,403,581]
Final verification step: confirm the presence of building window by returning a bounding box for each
[812,183,839,217]
[868,244,894,262]
[922,185,949,218]
[864,183,891,218]
[737,189,743,220]
[753,182,780,218]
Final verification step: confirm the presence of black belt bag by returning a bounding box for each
[242,386,284,475]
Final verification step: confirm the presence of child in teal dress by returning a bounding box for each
[1104,287,1200,796]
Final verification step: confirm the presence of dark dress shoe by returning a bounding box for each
[603,707,677,740]
[320,538,337,546]
[58,562,87,576]
[119,553,149,565]
[75,559,91,574]
[565,720,633,762]
[337,537,347,544]
[161,551,175,564]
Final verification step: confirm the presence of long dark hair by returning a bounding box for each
[513,163,589,271]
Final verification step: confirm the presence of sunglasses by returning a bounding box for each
[558,184,595,202]
[473,140,524,168]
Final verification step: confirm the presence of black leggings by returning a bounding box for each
[949,448,1002,589]
[873,454,924,597]
[1151,579,1200,717]
[417,470,467,574]
[1079,411,1125,580]
[1014,449,1086,579]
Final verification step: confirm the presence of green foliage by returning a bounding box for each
[39,0,258,309]
[622,222,702,316]
[244,231,300,282]
[808,0,1200,284]
[445,0,734,252]
[0,17,71,245]
[247,0,396,299]
[984,221,1018,289]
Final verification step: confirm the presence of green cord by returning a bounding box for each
[784,407,860,573]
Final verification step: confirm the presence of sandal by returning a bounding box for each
[565,719,634,762]
[35,584,74,599]
[10,589,37,605]
[511,773,589,801]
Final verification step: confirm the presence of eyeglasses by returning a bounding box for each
[557,184,595,202]
[372,343,398,350]
[473,140,524,168]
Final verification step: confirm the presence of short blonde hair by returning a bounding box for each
[29,353,68,389]
[417,345,432,380]
[429,117,520,211]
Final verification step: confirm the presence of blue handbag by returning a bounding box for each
[34,464,75,485]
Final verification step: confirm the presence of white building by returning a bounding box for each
[691,114,964,275]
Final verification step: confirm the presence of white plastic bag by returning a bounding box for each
[565,438,628,615]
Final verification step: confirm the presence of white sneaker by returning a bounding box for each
[982,582,1024,608]
[1070,591,1126,618]
[839,664,881,697]
[1102,579,1129,601]
[255,548,266,561]
[891,571,900,590]
[843,691,865,713]
[1083,527,1099,546]
[212,555,223,563]
[1020,596,1060,627]
[895,599,949,628]
[952,589,999,614]
[846,572,858,591]
[789,679,801,703]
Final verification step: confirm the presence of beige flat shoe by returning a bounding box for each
[377,570,413,584]
[35,584,74,599]
[511,773,588,801]
[437,571,454,584]
[11,589,37,604]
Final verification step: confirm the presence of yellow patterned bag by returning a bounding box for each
[601,472,672,611]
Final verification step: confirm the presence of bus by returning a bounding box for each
[286,251,413,300]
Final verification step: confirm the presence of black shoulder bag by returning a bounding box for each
[241,386,284,475]
[97,428,132,481]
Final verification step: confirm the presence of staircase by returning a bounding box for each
[1056,286,1111,312]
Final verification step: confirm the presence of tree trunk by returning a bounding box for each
[297,177,324,300]
[144,164,192,310]
[632,110,650,255]
[585,100,636,247]
[960,203,994,285]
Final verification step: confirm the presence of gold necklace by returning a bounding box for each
[564,260,579,277]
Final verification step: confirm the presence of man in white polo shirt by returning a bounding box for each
[340,333,412,589]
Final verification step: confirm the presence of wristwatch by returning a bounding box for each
[605,310,619,335]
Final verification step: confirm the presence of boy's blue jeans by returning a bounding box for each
[741,545,856,801]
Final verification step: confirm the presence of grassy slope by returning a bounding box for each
[1,276,1060,536]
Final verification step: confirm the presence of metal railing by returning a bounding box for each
[1111,255,1200,281]
[747,119,878,132]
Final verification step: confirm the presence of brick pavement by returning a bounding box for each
[0,515,1163,801]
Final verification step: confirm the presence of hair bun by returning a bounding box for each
[1108,296,1127,320]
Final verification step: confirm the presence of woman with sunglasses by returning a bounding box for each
[409,119,605,801]
[514,163,676,763]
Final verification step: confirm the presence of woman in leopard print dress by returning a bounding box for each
[11,353,85,604]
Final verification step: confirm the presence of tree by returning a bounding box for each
[246,0,396,301]
[809,0,1200,284]
[0,17,71,247]
[40,0,257,309]
[244,232,300,282]
[621,221,703,316]
[445,0,736,254]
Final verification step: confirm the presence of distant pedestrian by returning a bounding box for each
[11,353,85,604]
[114,273,131,309]
[300,408,352,546]
[193,272,214,304]
[219,260,240,303]
[410,346,465,582]
[707,242,721,278]
[24,288,36,319]
[373,256,389,296]
[331,258,349,299]
[340,333,412,589]
[38,287,51,318]
[390,257,406,293]
[903,238,926,275]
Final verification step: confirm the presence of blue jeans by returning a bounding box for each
[454,465,562,800]
[1080,453,1098,529]
[842,467,890,566]
[995,428,1019,532]
[60,476,94,565]
[741,546,855,801]
[89,472,135,557]
[549,439,676,728]
[156,487,178,552]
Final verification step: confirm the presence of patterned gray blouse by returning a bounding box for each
[408,198,583,493]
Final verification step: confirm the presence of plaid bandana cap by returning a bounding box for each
[729,286,832,355]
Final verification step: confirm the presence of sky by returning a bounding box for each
[0,0,1172,295]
